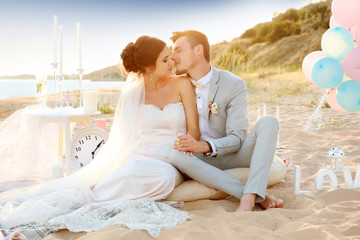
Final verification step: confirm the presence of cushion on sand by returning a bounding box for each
[165,155,286,202]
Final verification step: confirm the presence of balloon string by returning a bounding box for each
[304,89,329,134]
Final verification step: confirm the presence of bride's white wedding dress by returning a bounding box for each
[0,100,189,238]
[88,102,185,202]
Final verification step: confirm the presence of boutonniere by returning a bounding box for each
[208,101,219,114]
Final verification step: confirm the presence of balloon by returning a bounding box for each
[343,47,360,81]
[336,80,360,112]
[311,57,344,89]
[321,27,354,61]
[329,16,342,28]
[331,15,359,40]
[356,26,360,45]
[302,51,327,83]
[332,0,360,29]
[350,25,358,40]
[326,87,346,112]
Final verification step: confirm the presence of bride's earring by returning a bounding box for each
[149,71,152,83]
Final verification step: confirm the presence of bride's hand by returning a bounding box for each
[173,135,208,155]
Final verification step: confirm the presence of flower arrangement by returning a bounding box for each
[208,101,219,114]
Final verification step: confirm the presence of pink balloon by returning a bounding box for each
[350,25,358,41]
[332,15,359,40]
[343,47,360,81]
[327,87,347,112]
[332,0,360,28]
[329,16,341,28]
[302,51,327,83]
[356,26,360,45]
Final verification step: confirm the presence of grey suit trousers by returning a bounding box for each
[169,116,279,203]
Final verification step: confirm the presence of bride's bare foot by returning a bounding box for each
[258,194,284,209]
[236,193,256,212]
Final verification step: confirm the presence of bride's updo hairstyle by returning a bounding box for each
[121,36,166,74]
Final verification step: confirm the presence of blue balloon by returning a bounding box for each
[321,27,354,61]
[311,57,344,89]
[336,80,360,112]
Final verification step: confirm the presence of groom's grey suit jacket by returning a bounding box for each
[206,66,248,158]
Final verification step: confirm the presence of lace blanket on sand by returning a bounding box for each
[1,200,190,239]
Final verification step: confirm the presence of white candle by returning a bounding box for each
[53,15,58,64]
[83,90,97,113]
[77,22,82,70]
[58,26,63,76]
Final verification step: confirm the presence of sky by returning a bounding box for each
[0,0,312,77]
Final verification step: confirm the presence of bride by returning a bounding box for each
[0,35,200,238]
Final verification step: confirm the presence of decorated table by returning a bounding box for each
[25,107,100,169]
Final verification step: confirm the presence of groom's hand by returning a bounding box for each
[174,135,210,155]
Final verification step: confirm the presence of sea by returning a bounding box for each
[0,79,125,100]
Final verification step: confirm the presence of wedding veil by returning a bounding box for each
[0,72,145,204]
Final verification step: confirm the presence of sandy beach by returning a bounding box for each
[2,0,360,238]
[1,72,360,240]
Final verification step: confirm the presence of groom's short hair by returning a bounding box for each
[171,30,210,63]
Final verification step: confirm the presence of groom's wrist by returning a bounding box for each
[199,141,210,153]
[202,141,213,156]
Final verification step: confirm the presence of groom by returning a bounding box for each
[169,30,283,211]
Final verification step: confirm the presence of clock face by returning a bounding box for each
[70,127,109,171]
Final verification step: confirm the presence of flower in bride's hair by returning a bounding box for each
[208,101,219,114]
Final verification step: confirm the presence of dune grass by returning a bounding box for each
[233,67,320,105]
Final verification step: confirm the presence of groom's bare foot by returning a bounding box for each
[236,193,284,212]
[236,193,256,212]
[258,194,284,209]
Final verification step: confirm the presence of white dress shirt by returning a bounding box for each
[191,66,218,156]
